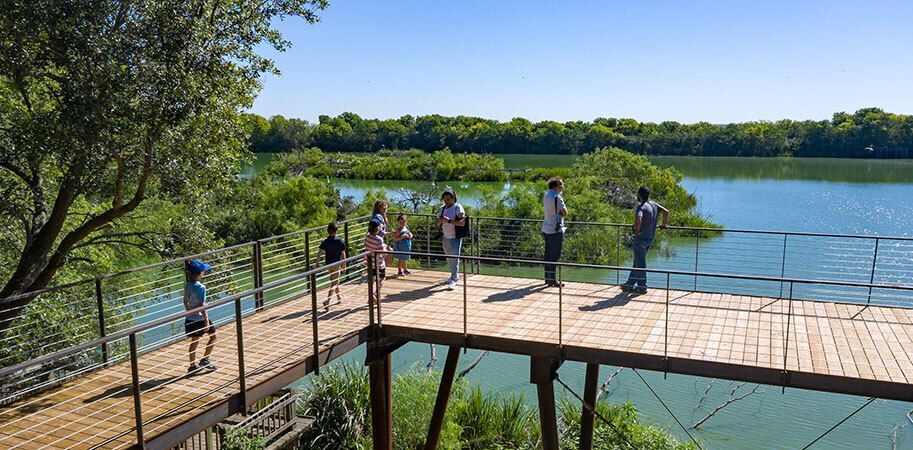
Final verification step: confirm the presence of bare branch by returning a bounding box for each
[595,367,624,403]
[0,161,32,186]
[692,383,767,429]
[425,344,437,373]
[457,350,488,378]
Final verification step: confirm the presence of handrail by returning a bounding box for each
[0,215,371,304]
[398,211,913,242]
[371,249,913,293]
[0,252,370,379]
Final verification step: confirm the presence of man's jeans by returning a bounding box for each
[442,237,463,282]
[543,232,564,283]
[625,237,653,287]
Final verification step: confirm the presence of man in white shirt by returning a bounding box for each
[542,177,568,287]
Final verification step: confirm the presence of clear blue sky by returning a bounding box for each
[251,0,913,124]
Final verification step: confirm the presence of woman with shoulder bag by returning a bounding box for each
[437,190,466,291]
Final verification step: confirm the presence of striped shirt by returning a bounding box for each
[365,232,386,269]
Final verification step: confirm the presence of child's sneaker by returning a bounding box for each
[198,357,217,371]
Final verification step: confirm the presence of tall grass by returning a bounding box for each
[297,363,694,450]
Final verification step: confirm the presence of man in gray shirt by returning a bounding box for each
[542,177,568,287]
[622,186,669,294]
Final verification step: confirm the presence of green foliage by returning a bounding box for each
[558,398,696,450]
[223,428,267,450]
[298,363,690,450]
[298,364,371,450]
[262,148,507,182]
[210,176,339,245]
[0,0,328,328]
[242,109,913,157]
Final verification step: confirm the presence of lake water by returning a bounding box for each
[251,154,913,448]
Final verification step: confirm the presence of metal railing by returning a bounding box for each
[373,249,913,392]
[0,250,373,449]
[2,212,913,447]
[0,216,371,403]
[397,212,913,307]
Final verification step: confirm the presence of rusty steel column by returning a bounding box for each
[369,354,392,450]
[424,346,460,450]
[580,363,600,450]
[531,357,561,450]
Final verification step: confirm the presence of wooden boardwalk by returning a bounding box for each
[379,271,913,401]
[0,278,377,450]
[2,269,913,448]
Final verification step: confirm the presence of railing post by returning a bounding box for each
[376,255,384,327]
[783,281,794,393]
[615,226,621,285]
[305,231,312,298]
[665,272,670,367]
[473,218,479,274]
[426,215,432,270]
[367,256,376,326]
[779,234,788,298]
[310,273,320,374]
[867,238,880,305]
[253,241,264,311]
[693,230,700,292]
[463,256,468,344]
[128,333,145,447]
[558,265,563,350]
[344,222,351,282]
[94,277,108,365]
[234,298,248,413]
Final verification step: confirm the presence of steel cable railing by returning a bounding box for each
[2,213,913,446]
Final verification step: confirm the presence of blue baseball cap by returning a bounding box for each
[185,259,212,275]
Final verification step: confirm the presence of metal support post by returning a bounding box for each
[310,273,321,375]
[867,238,880,304]
[94,277,108,365]
[367,256,376,326]
[779,234,788,298]
[693,230,700,291]
[234,298,248,412]
[253,241,264,311]
[424,346,461,450]
[580,363,600,450]
[558,265,563,349]
[463,259,468,342]
[426,215,432,269]
[128,333,145,447]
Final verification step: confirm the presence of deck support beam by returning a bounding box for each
[424,346,461,450]
[369,353,393,450]
[531,356,562,450]
[580,363,600,450]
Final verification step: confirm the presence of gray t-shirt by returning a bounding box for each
[541,190,567,234]
[635,201,663,240]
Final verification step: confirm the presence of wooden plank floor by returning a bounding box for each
[379,271,913,389]
[0,275,381,450]
[4,268,913,449]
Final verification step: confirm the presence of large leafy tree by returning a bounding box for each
[0,0,327,331]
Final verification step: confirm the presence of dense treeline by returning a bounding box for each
[244,108,913,157]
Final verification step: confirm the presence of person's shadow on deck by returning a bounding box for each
[482,284,547,303]
[82,374,186,403]
[578,293,632,311]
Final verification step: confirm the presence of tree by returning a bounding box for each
[0,0,328,332]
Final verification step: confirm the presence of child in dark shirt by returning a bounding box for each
[317,222,347,307]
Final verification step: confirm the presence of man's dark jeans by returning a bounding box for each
[625,237,653,287]
[543,232,564,283]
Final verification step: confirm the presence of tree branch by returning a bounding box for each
[31,148,154,289]
[457,350,488,378]
[0,161,32,186]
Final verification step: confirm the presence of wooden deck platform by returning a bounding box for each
[2,269,913,449]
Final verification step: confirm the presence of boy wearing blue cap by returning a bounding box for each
[184,260,217,373]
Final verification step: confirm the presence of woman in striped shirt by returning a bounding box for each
[365,220,388,299]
